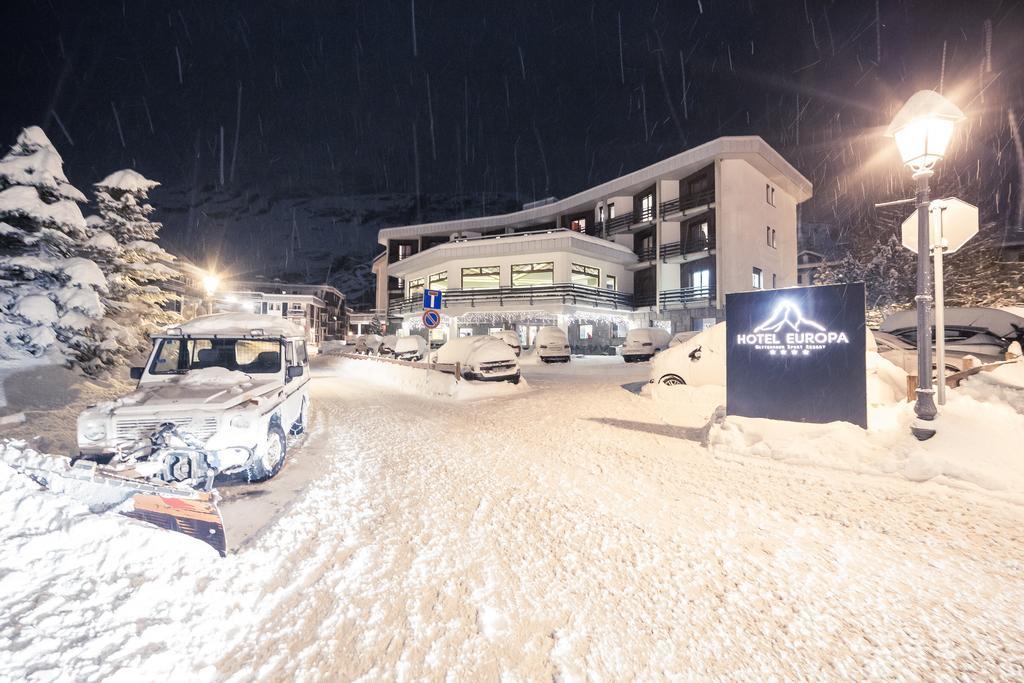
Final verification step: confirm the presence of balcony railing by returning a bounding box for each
[660,226,715,260]
[659,189,715,218]
[633,205,655,225]
[604,214,633,236]
[388,283,634,315]
[660,285,715,307]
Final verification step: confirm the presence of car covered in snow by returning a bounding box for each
[434,335,521,383]
[353,334,382,355]
[76,313,311,482]
[871,330,997,374]
[380,334,399,356]
[880,307,1024,359]
[393,334,429,361]
[650,323,727,386]
[621,327,672,363]
[669,331,699,347]
[491,329,522,356]
[535,326,571,363]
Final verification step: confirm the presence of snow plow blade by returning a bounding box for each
[16,459,227,557]
[123,493,226,557]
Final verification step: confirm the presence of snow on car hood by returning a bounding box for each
[92,369,279,415]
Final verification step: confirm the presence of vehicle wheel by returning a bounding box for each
[623,357,634,363]
[250,424,287,482]
[659,374,686,386]
[508,373,521,385]
[290,398,309,436]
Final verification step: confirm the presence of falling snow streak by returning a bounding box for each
[110,101,126,147]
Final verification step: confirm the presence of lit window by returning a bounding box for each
[512,262,554,288]
[608,203,616,219]
[570,218,587,232]
[752,267,763,289]
[428,271,447,291]
[578,324,594,340]
[571,263,600,288]
[605,274,617,291]
[690,269,710,291]
[461,266,500,289]
[408,277,425,297]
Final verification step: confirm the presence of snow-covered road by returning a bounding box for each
[3,356,1024,680]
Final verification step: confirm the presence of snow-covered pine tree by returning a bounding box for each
[0,126,108,369]
[367,315,383,335]
[815,234,915,326]
[89,169,179,357]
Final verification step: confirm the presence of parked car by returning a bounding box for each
[354,334,382,355]
[492,329,522,356]
[872,330,1000,373]
[535,326,571,363]
[880,307,1024,358]
[76,313,311,482]
[621,327,672,363]
[393,335,429,361]
[380,334,399,357]
[669,331,699,348]
[650,323,727,385]
[434,336,521,383]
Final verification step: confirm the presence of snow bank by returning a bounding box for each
[707,364,1024,500]
[320,355,529,401]
[178,367,254,387]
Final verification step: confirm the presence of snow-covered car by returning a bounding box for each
[492,329,522,356]
[669,331,699,348]
[535,326,571,363]
[650,323,727,386]
[880,307,1024,358]
[621,327,672,362]
[354,334,382,355]
[434,336,521,383]
[393,335,428,361]
[872,330,999,373]
[380,334,399,356]
[76,313,311,482]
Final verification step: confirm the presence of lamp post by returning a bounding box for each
[202,273,220,315]
[885,90,964,440]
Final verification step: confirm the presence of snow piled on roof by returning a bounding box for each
[172,313,305,338]
[95,168,160,193]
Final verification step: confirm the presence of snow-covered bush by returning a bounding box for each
[88,168,180,359]
[0,126,108,369]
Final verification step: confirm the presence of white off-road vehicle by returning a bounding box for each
[77,313,312,485]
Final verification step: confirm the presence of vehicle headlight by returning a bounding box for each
[230,414,255,429]
[81,421,106,442]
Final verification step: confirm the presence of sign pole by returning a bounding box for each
[933,204,947,406]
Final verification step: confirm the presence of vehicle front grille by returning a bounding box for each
[478,360,517,372]
[114,416,220,443]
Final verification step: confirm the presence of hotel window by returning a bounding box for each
[512,262,554,287]
[752,267,763,289]
[772,273,777,288]
[771,228,777,248]
[605,274,617,291]
[408,277,425,298]
[570,218,587,233]
[608,202,616,219]
[571,263,600,288]
[598,205,605,223]
[461,265,500,289]
[428,271,447,291]
[766,184,776,207]
[690,268,710,292]
[639,193,654,222]
[397,243,413,260]
[578,324,594,340]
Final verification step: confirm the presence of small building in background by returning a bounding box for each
[213,280,347,352]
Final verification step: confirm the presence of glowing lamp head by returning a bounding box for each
[202,273,220,297]
[885,90,964,177]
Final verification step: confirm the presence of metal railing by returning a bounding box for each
[388,283,634,315]
[660,226,715,260]
[604,214,633,236]
[660,285,714,306]
[659,189,715,217]
[634,205,655,225]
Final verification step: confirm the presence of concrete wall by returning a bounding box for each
[715,158,799,305]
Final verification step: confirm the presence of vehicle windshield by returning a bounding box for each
[149,337,283,375]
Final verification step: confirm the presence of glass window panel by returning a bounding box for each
[428,271,447,291]
[461,266,500,289]
[408,278,425,297]
[511,262,554,287]
[571,263,600,288]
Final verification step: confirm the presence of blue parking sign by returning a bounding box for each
[423,289,443,310]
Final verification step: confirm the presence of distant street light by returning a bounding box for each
[202,273,220,315]
[885,90,965,440]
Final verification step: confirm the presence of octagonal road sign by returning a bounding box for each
[901,197,979,254]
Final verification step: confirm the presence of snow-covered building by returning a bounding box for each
[212,280,346,350]
[375,136,812,350]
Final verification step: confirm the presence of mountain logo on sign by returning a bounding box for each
[753,301,826,334]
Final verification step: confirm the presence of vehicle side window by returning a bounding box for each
[296,341,308,365]
[284,341,295,366]
[150,339,184,373]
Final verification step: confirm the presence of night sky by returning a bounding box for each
[3,1,1023,275]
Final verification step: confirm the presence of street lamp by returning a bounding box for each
[885,90,964,440]
[202,273,220,315]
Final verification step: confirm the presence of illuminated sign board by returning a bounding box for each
[726,283,867,428]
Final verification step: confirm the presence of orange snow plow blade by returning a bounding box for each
[124,493,227,557]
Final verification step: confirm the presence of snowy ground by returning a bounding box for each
[3,356,1024,680]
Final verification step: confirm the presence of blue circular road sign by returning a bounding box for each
[422,309,441,329]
